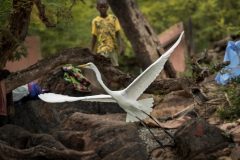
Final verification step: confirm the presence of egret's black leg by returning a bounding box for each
[137,118,164,148]
[149,115,174,139]
[141,111,174,140]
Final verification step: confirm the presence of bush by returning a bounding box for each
[217,77,240,120]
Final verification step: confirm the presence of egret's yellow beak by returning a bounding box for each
[77,64,89,68]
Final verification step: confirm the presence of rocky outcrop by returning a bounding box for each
[2,100,148,160]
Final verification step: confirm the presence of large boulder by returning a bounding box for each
[174,118,231,160]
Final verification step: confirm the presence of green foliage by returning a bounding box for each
[9,45,27,61]
[29,0,98,57]
[217,77,240,120]
[137,0,240,52]
[0,0,12,28]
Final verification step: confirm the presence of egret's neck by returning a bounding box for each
[92,65,112,94]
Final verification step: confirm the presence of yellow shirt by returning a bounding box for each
[92,14,121,54]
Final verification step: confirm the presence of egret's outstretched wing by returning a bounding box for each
[123,31,184,100]
[38,93,116,103]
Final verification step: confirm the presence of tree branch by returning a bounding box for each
[0,142,95,160]
[34,0,56,28]
[5,48,199,98]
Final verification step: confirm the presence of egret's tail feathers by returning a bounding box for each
[126,113,139,122]
[126,98,154,122]
[138,98,154,115]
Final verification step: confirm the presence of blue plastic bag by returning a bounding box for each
[28,82,42,98]
[215,40,240,85]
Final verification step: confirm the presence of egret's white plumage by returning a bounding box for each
[39,31,184,122]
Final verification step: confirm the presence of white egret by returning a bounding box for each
[39,31,184,123]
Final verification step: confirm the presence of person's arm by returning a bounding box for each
[91,35,97,53]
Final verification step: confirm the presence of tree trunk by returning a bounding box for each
[185,17,195,57]
[108,0,176,78]
[0,0,34,68]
